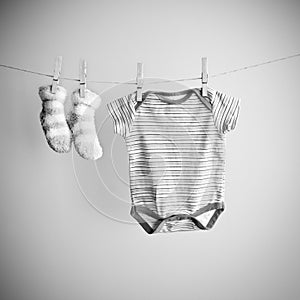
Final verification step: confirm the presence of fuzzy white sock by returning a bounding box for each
[67,89,102,160]
[38,85,72,153]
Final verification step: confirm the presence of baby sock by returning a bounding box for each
[38,85,72,153]
[67,89,102,160]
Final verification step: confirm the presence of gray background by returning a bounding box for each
[0,0,300,299]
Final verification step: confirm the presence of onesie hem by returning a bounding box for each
[131,202,225,234]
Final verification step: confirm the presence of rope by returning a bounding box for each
[0,53,299,85]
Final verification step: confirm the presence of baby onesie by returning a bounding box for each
[107,87,240,234]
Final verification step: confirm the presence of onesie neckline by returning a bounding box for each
[137,87,213,111]
[142,88,199,105]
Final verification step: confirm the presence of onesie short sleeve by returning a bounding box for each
[208,88,241,134]
[106,93,136,137]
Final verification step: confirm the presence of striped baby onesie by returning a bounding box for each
[107,87,240,234]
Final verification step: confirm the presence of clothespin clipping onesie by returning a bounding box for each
[38,56,72,153]
[67,59,103,160]
[201,57,208,97]
[136,62,144,102]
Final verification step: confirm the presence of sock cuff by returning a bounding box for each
[74,104,96,118]
[39,85,67,104]
[71,89,101,109]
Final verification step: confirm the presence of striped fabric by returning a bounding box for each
[107,87,240,234]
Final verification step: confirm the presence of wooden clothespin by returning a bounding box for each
[136,62,143,102]
[201,57,208,97]
[79,59,87,98]
[51,56,62,94]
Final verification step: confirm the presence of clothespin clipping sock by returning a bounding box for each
[136,62,143,102]
[38,56,72,153]
[67,59,103,160]
[201,57,208,97]
[51,56,62,93]
[79,59,87,98]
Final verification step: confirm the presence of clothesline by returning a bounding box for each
[0,53,299,85]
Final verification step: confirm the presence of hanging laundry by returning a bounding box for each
[67,89,103,160]
[38,85,72,153]
[107,87,240,234]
